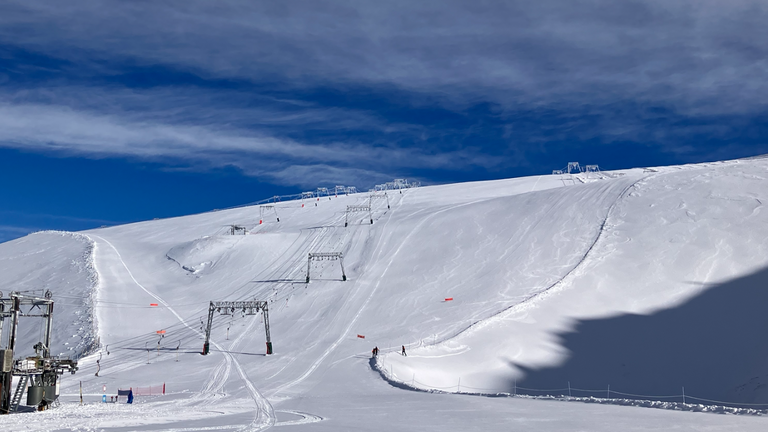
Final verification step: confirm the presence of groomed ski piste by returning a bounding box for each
[1,156,768,431]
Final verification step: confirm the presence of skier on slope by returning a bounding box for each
[401,345,407,356]
[372,346,379,357]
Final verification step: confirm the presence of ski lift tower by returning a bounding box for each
[259,205,279,224]
[369,192,390,209]
[316,187,329,198]
[306,252,346,283]
[585,165,600,179]
[202,300,272,355]
[1,291,78,414]
[334,185,346,196]
[566,162,582,174]
[345,205,373,227]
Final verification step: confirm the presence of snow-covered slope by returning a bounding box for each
[1,158,767,431]
[385,160,768,405]
[0,231,98,359]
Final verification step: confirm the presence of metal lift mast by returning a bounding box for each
[202,301,272,355]
[305,252,346,283]
[345,205,373,227]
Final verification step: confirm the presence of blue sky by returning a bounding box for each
[1,1,767,243]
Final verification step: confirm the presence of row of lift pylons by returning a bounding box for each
[201,251,348,356]
[205,193,394,364]
[1,190,400,412]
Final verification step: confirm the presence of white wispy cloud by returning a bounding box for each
[2,1,766,116]
[1,0,767,186]
[0,98,489,187]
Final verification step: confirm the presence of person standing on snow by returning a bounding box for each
[401,345,407,356]
[372,346,379,357]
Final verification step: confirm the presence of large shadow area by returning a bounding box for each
[512,266,768,405]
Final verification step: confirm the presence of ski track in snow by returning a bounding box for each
[270,192,506,397]
[88,234,276,431]
[454,176,648,334]
[375,174,654,391]
[272,410,324,427]
[265,193,411,395]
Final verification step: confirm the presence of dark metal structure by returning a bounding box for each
[0,291,78,414]
[369,192,391,209]
[202,301,272,355]
[345,205,373,227]
[259,206,279,224]
[228,225,248,235]
[306,252,346,283]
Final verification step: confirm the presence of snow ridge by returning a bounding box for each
[32,230,101,359]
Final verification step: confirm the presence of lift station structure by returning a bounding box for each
[1,291,78,414]
[227,225,248,235]
[203,301,272,355]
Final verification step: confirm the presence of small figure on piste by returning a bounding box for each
[372,346,379,358]
[401,345,407,356]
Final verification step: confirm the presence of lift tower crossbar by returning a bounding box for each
[345,205,372,227]
[306,252,346,283]
[202,300,271,355]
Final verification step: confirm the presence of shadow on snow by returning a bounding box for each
[511,266,768,405]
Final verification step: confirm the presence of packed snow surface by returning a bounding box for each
[1,158,767,431]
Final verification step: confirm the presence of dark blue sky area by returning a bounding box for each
[0,149,298,241]
[1,2,767,243]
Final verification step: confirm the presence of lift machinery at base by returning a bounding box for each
[1,291,78,414]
